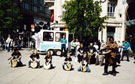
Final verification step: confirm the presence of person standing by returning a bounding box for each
[130,38,135,63]
[70,39,76,56]
[6,34,11,52]
[103,43,117,76]
[94,42,99,65]
[75,39,80,57]
[1,38,6,50]
[60,35,67,57]
[121,40,131,62]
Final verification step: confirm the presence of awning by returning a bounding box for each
[125,19,135,26]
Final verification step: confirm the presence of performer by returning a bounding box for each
[103,42,117,76]
[77,43,85,63]
[44,51,53,69]
[28,49,40,68]
[60,35,67,57]
[87,43,96,64]
[63,51,73,71]
[78,52,90,72]
[8,48,22,67]
[113,41,121,64]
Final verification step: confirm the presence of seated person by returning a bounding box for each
[28,49,40,68]
[8,48,23,67]
[87,43,96,64]
[78,43,85,63]
[63,51,73,71]
[44,51,53,69]
[78,52,91,72]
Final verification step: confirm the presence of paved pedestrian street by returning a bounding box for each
[0,49,135,84]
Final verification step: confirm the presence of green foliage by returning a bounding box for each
[0,0,22,33]
[62,0,107,40]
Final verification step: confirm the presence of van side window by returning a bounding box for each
[55,32,66,42]
[43,32,54,41]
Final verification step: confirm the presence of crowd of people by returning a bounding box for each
[8,36,135,76]
[67,37,135,76]
[0,34,35,51]
[5,34,135,76]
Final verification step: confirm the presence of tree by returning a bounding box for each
[0,0,22,34]
[62,0,107,41]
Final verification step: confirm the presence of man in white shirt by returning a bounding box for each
[6,34,11,52]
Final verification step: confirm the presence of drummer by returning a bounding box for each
[8,48,23,67]
[78,52,91,72]
[63,51,73,70]
[28,49,40,68]
[44,51,53,69]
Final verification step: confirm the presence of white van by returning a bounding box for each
[32,29,69,55]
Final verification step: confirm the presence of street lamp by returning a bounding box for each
[98,0,106,5]
[12,0,14,32]
[99,0,106,3]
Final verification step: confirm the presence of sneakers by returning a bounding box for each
[112,73,116,76]
[103,72,108,75]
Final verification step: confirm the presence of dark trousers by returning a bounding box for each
[104,58,116,73]
[61,47,66,57]
[121,50,129,61]
[71,49,75,56]
[7,46,10,52]
[77,54,82,63]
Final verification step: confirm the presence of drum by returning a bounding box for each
[11,59,18,67]
[111,52,116,58]
[108,58,113,64]
[30,61,37,69]
[64,63,72,71]
[81,66,87,72]
[44,62,51,70]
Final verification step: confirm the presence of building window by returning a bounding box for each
[34,6,38,12]
[44,7,48,12]
[39,0,44,4]
[22,2,25,8]
[107,3,116,17]
[40,6,44,11]
[32,0,38,4]
[24,3,30,10]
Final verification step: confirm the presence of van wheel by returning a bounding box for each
[48,50,54,55]
[56,50,61,56]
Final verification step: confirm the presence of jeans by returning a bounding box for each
[121,50,129,61]
[71,49,75,56]
[78,66,91,72]
[7,47,10,52]
[61,47,66,57]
